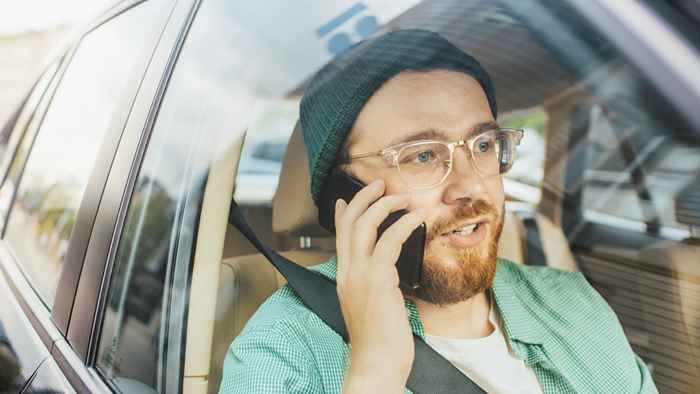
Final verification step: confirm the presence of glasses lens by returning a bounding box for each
[472,131,500,175]
[473,130,518,175]
[396,142,451,188]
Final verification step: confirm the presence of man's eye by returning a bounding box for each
[400,149,437,165]
[477,140,493,153]
[415,150,436,163]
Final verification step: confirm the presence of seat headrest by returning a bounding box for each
[272,121,332,236]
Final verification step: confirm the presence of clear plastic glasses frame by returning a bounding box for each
[343,128,524,189]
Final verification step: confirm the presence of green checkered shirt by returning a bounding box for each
[219,258,657,393]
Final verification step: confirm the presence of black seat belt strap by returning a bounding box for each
[228,200,486,394]
[228,200,348,339]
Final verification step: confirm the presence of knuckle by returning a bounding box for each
[380,195,406,210]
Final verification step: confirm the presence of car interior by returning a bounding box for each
[170,2,700,393]
[2,1,699,393]
[185,117,578,393]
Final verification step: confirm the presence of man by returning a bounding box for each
[220,29,657,393]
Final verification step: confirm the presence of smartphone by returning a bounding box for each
[318,167,426,290]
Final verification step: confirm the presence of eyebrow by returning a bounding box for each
[387,121,500,147]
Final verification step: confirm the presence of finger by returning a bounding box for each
[338,179,385,236]
[352,194,410,258]
[334,199,351,282]
[373,210,427,265]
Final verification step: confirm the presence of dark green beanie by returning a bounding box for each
[300,28,497,206]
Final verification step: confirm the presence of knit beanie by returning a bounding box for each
[300,28,497,206]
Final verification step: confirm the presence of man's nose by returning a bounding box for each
[442,146,489,204]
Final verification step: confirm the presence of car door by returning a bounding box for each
[49,0,214,391]
[0,57,64,393]
[0,0,180,392]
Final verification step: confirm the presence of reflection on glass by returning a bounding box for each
[581,84,700,229]
[4,0,168,308]
[0,61,59,186]
[0,320,22,393]
[96,0,248,392]
[98,175,174,392]
[235,98,298,206]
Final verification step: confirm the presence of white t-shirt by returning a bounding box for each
[424,294,543,394]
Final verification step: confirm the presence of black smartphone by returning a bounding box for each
[318,167,426,291]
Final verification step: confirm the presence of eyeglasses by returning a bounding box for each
[341,128,524,190]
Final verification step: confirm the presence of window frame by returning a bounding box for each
[46,0,179,337]
[0,47,75,349]
[0,0,176,335]
[54,0,200,383]
[66,1,206,391]
[0,0,186,392]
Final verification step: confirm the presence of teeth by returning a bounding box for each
[453,223,478,235]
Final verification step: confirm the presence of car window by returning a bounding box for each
[95,124,199,394]
[473,3,697,393]
[582,100,700,231]
[235,99,297,206]
[0,61,60,223]
[0,61,59,168]
[94,2,236,392]
[3,0,169,308]
[501,107,547,202]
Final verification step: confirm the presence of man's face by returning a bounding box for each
[345,69,505,305]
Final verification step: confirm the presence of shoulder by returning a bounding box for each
[235,261,334,336]
[236,258,338,341]
[238,257,337,334]
[221,305,324,393]
[497,258,585,288]
[220,259,339,393]
[494,263,651,391]
[496,259,637,355]
[496,258,614,316]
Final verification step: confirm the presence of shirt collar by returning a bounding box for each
[311,257,546,345]
[490,259,546,345]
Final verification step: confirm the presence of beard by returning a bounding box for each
[402,199,504,306]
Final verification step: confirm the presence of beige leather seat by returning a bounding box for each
[208,125,335,394]
[209,123,578,393]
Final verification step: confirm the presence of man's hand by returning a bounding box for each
[335,179,425,394]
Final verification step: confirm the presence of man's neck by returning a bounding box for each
[412,291,493,339]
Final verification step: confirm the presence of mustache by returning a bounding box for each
[426,199,498,242]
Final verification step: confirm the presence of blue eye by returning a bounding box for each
[477,140,492,153]
[416,150,434,163]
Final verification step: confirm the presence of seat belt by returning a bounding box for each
[514,211,547,267]
[228,200,486,394]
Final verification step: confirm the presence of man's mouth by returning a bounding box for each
[441,219,487,236]
[450,222,480,236]
[439,220,489,248]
